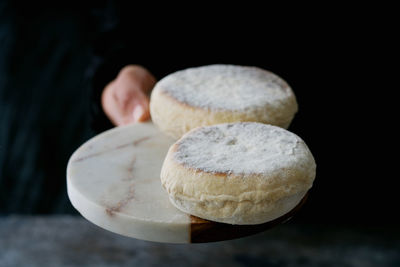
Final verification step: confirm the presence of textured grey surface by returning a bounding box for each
[0,216,399,267]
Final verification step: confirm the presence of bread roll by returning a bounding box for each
[150,64,298,139]
[160,122,316,225]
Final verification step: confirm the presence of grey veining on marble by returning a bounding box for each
[0,216,399,267]
[67,122,191,243]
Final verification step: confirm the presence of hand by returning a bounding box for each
[101,65,156,126]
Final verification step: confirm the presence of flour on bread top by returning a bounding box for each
[158,64,293,111]
[173,122,312,175]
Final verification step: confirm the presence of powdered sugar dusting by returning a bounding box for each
[174,122,311,175]
[158,65,293,111]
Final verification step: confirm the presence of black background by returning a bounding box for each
[0,2,394,225]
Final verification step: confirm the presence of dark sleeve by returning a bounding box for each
[88,41,135,133]
[86,3,136,133]
[85,2,169,133]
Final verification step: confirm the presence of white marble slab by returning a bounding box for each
[67,122,191,243]
[67,122,308,244]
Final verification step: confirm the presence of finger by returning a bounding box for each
[102,65,155,126]
[102,81,127,126]
[117,65,156,94]
[105,85,150,125]
[132,94,150,123]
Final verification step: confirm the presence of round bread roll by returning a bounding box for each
[160,122,316,225]
[150,64,298,139]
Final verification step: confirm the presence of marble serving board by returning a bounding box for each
[67,122,306,243]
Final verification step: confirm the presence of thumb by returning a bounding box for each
[132,96,150,123]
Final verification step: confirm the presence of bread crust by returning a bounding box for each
[160,123,316,225]
[150,65,297,139]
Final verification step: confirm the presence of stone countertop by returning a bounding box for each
[0,216,399,267]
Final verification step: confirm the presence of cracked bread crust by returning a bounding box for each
[160,123,316,225]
